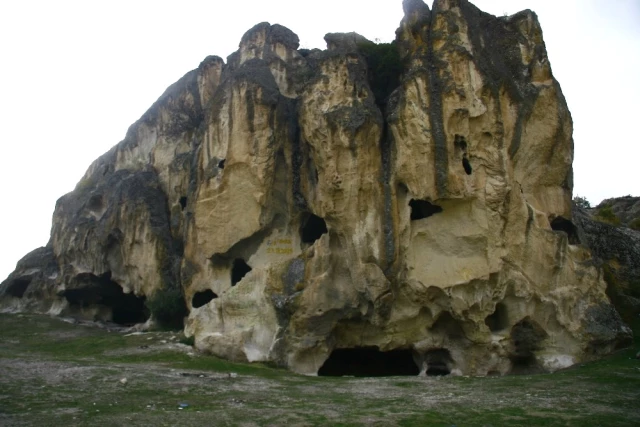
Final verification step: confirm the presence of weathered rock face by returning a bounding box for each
[574,202,640,329]
[594,196,640,228]
[0,0,632,376]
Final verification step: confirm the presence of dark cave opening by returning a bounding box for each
[192,289,218,308]
[231,259,252,286]
[550,216,580,245]
[409,199,443,221]
[510,355,539,374]
[300,213,328,244]
[62,272,149,325]
[317,347,420,377]
[425,349,453,376]
[218,159,226,169]
[454,135,468,151]
[485,302,509,332]
[509,317,547,374]
[6,278,31,298]
[87,194,104,212]
[179,196,187,210]
[462,156,472,175]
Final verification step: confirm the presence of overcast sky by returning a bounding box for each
[1,0,638,282]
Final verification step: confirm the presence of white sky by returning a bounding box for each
[1,0,638,281]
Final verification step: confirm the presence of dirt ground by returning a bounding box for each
[1,313,639,426]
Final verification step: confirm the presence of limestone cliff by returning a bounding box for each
[0,0,632,376]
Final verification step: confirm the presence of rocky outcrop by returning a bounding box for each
[574,203,640,329]
[594,196,640,229]
[0,0,632,376]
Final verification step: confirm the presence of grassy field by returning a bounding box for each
[0,313,638,426]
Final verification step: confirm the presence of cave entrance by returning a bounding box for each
[550,216,580,245]
[318,347,419,377]
[63,272,149,326]
[231,259,252,286]
[300,213,328,245]
[192,289,218,308]
[425,349,453,376]
[409,199,443,221]
[485,302,509,332]
[5,278,31,298]
[179,196,187,211]
[509,317,547,374]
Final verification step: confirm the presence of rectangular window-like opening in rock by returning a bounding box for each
[550,216,580,245]
[485,302,508,332]
[218,159,226,169]
[300,213,328,244]
[318,347,419,377]
[179,196,187,211]
[6,278,31,298]
[231,259,252,286]
[409,199,443,221]
[192,289,218,308]
[425,349,453,376]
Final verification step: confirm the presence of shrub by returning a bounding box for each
[145,287,188,330]
[573,196,591,209]
[179,335,195,346]
[357,40,404,107]
[629,217,640,231]
[595,205,621,226]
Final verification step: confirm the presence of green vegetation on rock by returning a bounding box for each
[573,195,591,209]
[145,287,188,330]
[357,40,404,107]
[596,205,621,225]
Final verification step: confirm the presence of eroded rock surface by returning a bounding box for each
[574,203,640,329]
[1,0,632,375]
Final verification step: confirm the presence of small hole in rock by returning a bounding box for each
[425,349,453,376]
[87,194,104,212]
[192,289,218,308]
[462,156,472,175]
[550,216,580,245]
[6,278,31,298]
[179,196,187,211]
[318,347,419,377]
[409,199,443,221]
[454,134,467,150]
[485,302,508,332]
[300,213,328,244]
[231,259,252,286]
[218,159,226,169]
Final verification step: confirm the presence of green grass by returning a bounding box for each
[1,312,639,426]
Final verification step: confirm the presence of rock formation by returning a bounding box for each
[0,0,632,376]
[573,200,640,329]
